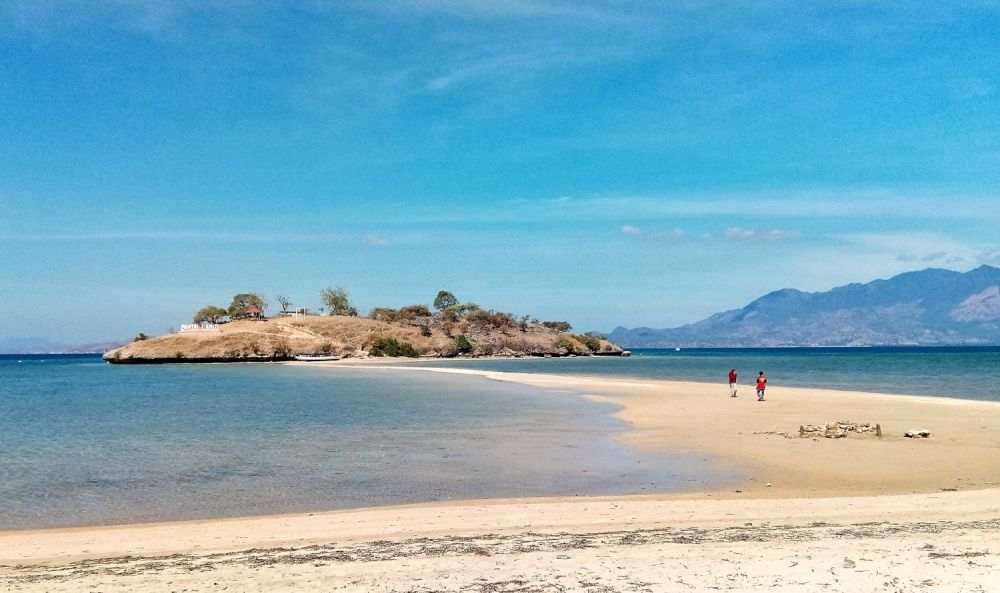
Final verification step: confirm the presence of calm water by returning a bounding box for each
[0,355,719,530]
[405,347,1000,402]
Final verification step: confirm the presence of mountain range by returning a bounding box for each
[0,337,128,355]
[608,265,1000,347]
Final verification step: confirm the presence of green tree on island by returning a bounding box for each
[433,290,459,311]
[320,286,357,316]
[193,305,227,324]
[228,293,267,319]
[368,336,419,357]
[454,334,473,354]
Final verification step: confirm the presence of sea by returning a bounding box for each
[1,347,998,530]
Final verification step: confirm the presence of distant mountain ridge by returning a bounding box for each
[609,265,1000,347]
[0,337,128,355]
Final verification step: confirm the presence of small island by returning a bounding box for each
[104,289,624,363]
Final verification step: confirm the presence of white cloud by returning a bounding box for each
[724,227,801,241]
[622,226,686,241]
[724,227,754,240]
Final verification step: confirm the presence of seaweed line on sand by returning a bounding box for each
[3,517,999,585]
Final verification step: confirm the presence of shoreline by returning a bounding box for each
[317,353,1000,403]
[4,488,1000,559]
[4,366,999,590]
[319,363,1000,496]
[8,365,1000,527]
[4,490,999,590]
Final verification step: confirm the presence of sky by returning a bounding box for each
[1,1,999,344]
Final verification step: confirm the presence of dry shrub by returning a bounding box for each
[556,334,578,352]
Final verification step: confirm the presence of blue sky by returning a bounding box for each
[2,1,999,343]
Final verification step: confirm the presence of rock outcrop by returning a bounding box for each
[799,421,880,439]
[104,315,623,363]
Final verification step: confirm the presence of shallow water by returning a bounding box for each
[0,356,722,529]
[403,347,1000,401]
[5,347,996,530]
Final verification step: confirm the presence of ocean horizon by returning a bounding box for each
[403,346,1000,402]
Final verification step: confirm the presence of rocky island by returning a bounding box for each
[104,290,623,363]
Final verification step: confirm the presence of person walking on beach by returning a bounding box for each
[728,368,738,397]
[756,371,767,401]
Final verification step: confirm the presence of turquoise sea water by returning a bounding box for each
[2,347,997,530]
[0,354,719,530]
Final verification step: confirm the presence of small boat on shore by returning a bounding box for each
[293,354,343,362]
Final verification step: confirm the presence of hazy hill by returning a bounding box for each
[609,265,1000,347]
[0,337,128,355]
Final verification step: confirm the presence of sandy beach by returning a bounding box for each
[3,366,999,591]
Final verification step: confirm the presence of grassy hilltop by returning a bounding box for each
[104,293,623,363]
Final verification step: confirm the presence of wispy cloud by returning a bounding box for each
[955,77,995,100]
[421,37,640,94]
[0,0,239,37]
[0,229,359,243]
[425,53,549,92]
[724,227,801,241]
[355,0,632,22]
[363,233,393,247]
[621,225,686,240]
[834,232,983,267]
[541,191,1000,221]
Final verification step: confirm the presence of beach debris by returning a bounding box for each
[799,421,880,439]
[753,430,794,439]
[904,429,931,438]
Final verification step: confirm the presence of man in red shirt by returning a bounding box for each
[756,371,767,401]
[728,368,738,397]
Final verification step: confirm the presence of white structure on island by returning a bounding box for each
[179,323,221,332]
